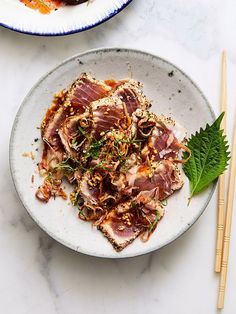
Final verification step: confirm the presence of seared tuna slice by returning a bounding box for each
[99,193,164,251]
[114,80,151,116]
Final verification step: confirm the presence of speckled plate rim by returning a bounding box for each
[0,0,133,37]
[9,47,216,259]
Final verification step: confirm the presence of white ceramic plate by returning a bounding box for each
[0,0,132,36]
[10,48,215,258]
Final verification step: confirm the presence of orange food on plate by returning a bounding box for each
[20,0,88,14]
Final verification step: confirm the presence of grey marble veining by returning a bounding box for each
[0,0,236,313]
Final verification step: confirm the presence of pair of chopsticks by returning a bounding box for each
[215,51,236,309]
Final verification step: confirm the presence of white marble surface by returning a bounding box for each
[0,0,236,313]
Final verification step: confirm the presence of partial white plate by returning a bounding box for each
[0,0,132,36]
[10,48,215,258]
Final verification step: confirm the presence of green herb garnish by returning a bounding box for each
[78,125,86,136]
[45,171,53,181]
[78,125,92,142]
[183,113,230,202]
[161,199,168,206]
[85,138,106,159]
[114,137,144,145]
[54,158,76,173]
[148,211,161,232]
[35,0,50,10]
[71,138,80,151]
[131,201,136,208]
[78,207,86,219]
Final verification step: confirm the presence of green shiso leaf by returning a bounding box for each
[183,113,230,201]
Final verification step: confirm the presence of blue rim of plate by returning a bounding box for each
[0,0,133,36]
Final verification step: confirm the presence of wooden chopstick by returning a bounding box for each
[215,51,227,273]
[217,113,236,309]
